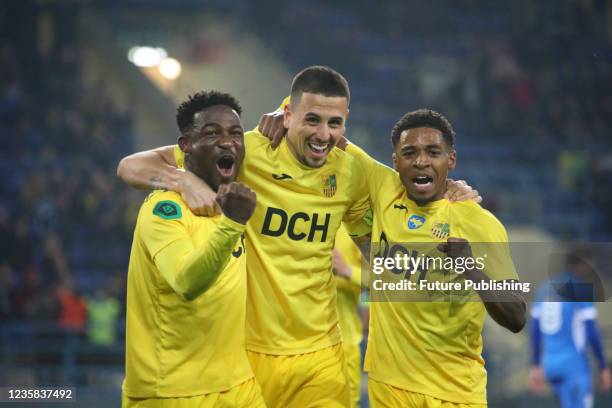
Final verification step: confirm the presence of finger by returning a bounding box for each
[262,118,273,138]
[203,200,218,217]
[475,194,482,204]
[271,128,286,149]
[217,183,230,196]
[258,115,269,134]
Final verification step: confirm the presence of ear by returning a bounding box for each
[178,135,191,154]
[392,152,398,171]
[448,149,457,171]
[283,104,292,129]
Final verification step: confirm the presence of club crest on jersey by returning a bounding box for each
[431,222,450,239]
[322,175,337,197]
[407,215,426,230]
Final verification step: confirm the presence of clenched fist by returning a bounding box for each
[215,182,257,224]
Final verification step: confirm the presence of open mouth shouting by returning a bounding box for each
[411,175,434,193]
[216,154,236,178]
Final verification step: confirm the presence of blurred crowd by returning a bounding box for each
[0,3,137,336]
[249,0,612,237]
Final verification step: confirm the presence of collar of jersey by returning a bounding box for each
[402,194,448,213]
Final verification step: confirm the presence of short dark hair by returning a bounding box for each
[176,90,242,135]
[290,65,350,106]
[391,109,455,148]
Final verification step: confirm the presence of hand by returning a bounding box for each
[529,366,545,394]
[176,169,219,216]
[601,367,611,392]
[258,110,286,148]
[437,237,473,259]
[445,179,482,203]
[332,249,352,279]
[216,182,257,224]
[336,135,349,151]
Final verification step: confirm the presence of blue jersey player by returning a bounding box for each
[529,248,610,407]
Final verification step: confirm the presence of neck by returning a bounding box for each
[184,157,219,192]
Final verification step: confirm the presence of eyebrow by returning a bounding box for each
[305,112,343,121]
[401,144,443,149]
[201,122,242,129]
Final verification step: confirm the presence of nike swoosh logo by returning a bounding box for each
[272,173,292,180]
[394,204,408,211]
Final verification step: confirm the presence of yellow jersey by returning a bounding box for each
[346,144,518,404]
[174,132,370,354]
[334,225,363,347]
[123,190,252,398]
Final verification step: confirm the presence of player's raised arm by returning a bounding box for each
[146,183,255,301]
[117,145,179,190]
[117,145,219,216]
[438,237,527,333]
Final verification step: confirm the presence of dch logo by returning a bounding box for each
[261,207,331,242]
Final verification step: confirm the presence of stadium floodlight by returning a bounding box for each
[127,46,168,68]
[159,57,182,80]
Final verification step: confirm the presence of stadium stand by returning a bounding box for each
[1,0,611,406]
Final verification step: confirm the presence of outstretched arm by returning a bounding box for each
[117,145,219,216]
[117,145,180,190]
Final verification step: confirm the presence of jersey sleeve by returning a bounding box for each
[459,204,519,281]
[343,143,395,236]
[345,142,397,203]
[342,143,377,226]
[174,145,185,169]
[530,313,542,365]
[342,154,371,227]
[277,96,291,111]
[139,198,246,300]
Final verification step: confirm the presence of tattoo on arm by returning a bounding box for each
[150,175,164,190]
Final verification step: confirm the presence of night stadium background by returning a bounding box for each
[1,0,612,406]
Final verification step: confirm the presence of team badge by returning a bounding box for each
[322,175,337,197]
[153,200,182,220]
[407,215,426,230]
[431,222,450,239]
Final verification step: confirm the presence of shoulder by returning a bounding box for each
[245,130,270,150]
[451,201,508,241]
[140,190,190,223]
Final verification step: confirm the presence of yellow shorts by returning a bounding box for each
[368,378,487,408]
[122,378,266,408]
[247,343,351,408]
[344,343,362,408]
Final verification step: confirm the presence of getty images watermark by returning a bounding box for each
[362,242,611,303]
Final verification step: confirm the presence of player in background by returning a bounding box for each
[345,109,526,407]
[117,66,479,407]
[332,224,367,408]
[122,91,264,407]
[529,248,611,408]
